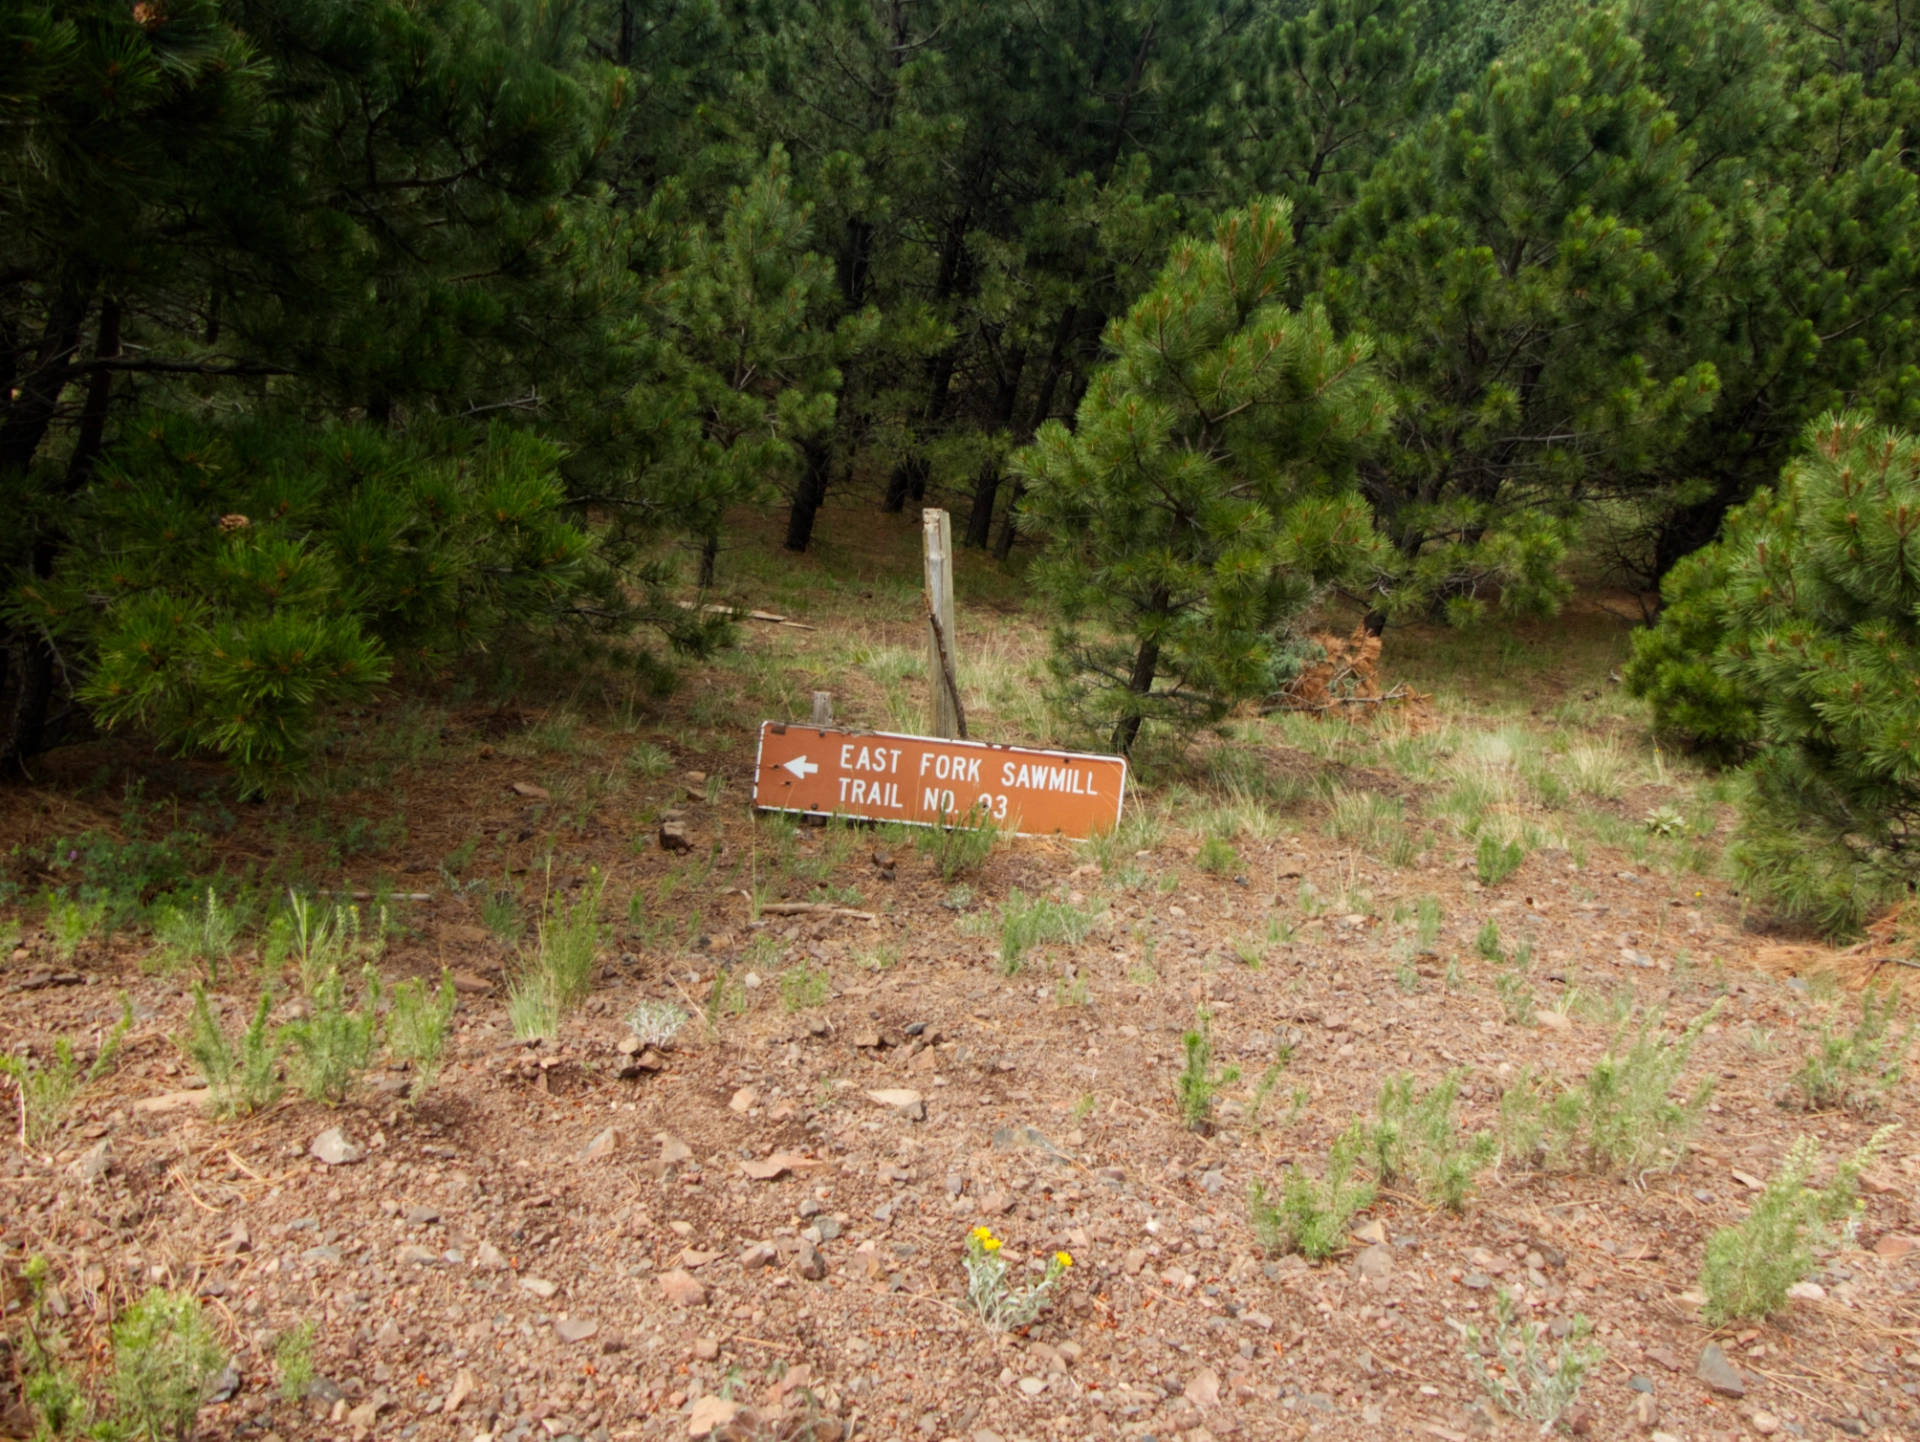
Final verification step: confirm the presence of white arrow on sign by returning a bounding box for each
[780,755,819,779]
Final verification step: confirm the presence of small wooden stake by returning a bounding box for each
[811,691,833,726]
[923,508,965,739]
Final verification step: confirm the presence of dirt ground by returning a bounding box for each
[2,510,1917,1442]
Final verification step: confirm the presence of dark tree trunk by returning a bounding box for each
[698,532,719,588]
[0,287,89,479]
[0,628,55,773]
[1113,637,1161,756]
[965,344,1027,549]
[785,439,833,551]
[65,298,121,491]
[965,463,1000,549]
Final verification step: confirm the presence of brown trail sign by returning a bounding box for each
[752,723,1126,840]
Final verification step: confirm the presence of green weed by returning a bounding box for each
[184,986,283,1117]
[282,967,381,1103]
[151,887,243,979]
[274,1321,317,1404]
[46,896,106,962]
[997,888,1103,974]
[0,1000,131,1147]
[108,1287,230,1442]
[1476,833,1525,886]
[915,803,998,880]
[1175,1009,1239,1131]
[1370,1071,1496,1210]
[779,962,832,1011]
[1248,1121,1375,1261]
[387,971,457,1093]
[1195,836,1240,875]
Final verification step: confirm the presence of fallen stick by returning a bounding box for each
[318,890,433,902]
[754,902,878,921]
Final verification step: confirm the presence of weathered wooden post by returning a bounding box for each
[810,691,833,727]
[922,508,966,739]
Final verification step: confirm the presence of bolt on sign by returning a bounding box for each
[753,723,1127,840]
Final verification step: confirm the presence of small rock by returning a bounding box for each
[660,1135,693,1166]
[395,1244,438,1266]
[1350,1220,1388,1246]
[1786,1280,1826,1302]
[693,1338,720,1361]
[511,781,551,800]
[1017,1377,1046,1397]
[1352,1244,1393,1283]
[1695,1343,1744,1397]
[739,1243,777,1269]
[1628,1392,1658,1431]
[867,1087,924,1120]
[1536,1010,1572,1032]
[346,1397,383,1432]
[658,1269,708,1307]
[473,1242,508,1271]
[1644,1345,1682,1372]
[1461,1272,1492,1290]
[660,821,693,854]
[578,1127,620,1162]
[1123,1248,1148,1276]
[131,1088,212,1114]
[520,1277,559,1299]
[742,1152,807,1181]
[310,1128,364,1166]
[795,1241,827,1280]
[730,1087,759,1114]
[1749,1409,1781,1435]
[1875,1233,1919,1262]
[443,1369,476,1414]
[554,1317,599,1343]
[1184,1368,1220,1408]
[68,1140,111,1183]
[687,1396,739,1438]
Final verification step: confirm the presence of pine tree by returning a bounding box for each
[1015,199,1389,754]
[1321,3,1724,624]
[1634,414,1920,933]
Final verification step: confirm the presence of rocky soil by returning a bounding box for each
[4,764,1918,1442]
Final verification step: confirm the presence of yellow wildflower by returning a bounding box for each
[972,1226,993,1241]
[982,1237,1001,1252]
[1055,1251,1073,1268]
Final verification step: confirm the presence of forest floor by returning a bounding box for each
[2,502,1917,1442]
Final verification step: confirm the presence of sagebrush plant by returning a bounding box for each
[109,1286,230,1442]
[1700,1130,1886,1324]
[626,999,689,1049]
[386,971,457,1093]
[1787,986,1907,1113]
[1499,1006,1719,1177]
[1476,918,1504,961]
[282,966,381,1103]
[1249,1121,1375,1261]
[1465,1288,1604,1428]
[1370,1072,1497,1210]
[0,999,131,1146]
[961,1227,1071,1333]
[184,985,283,1118]
[1175,1008,1240,1131]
